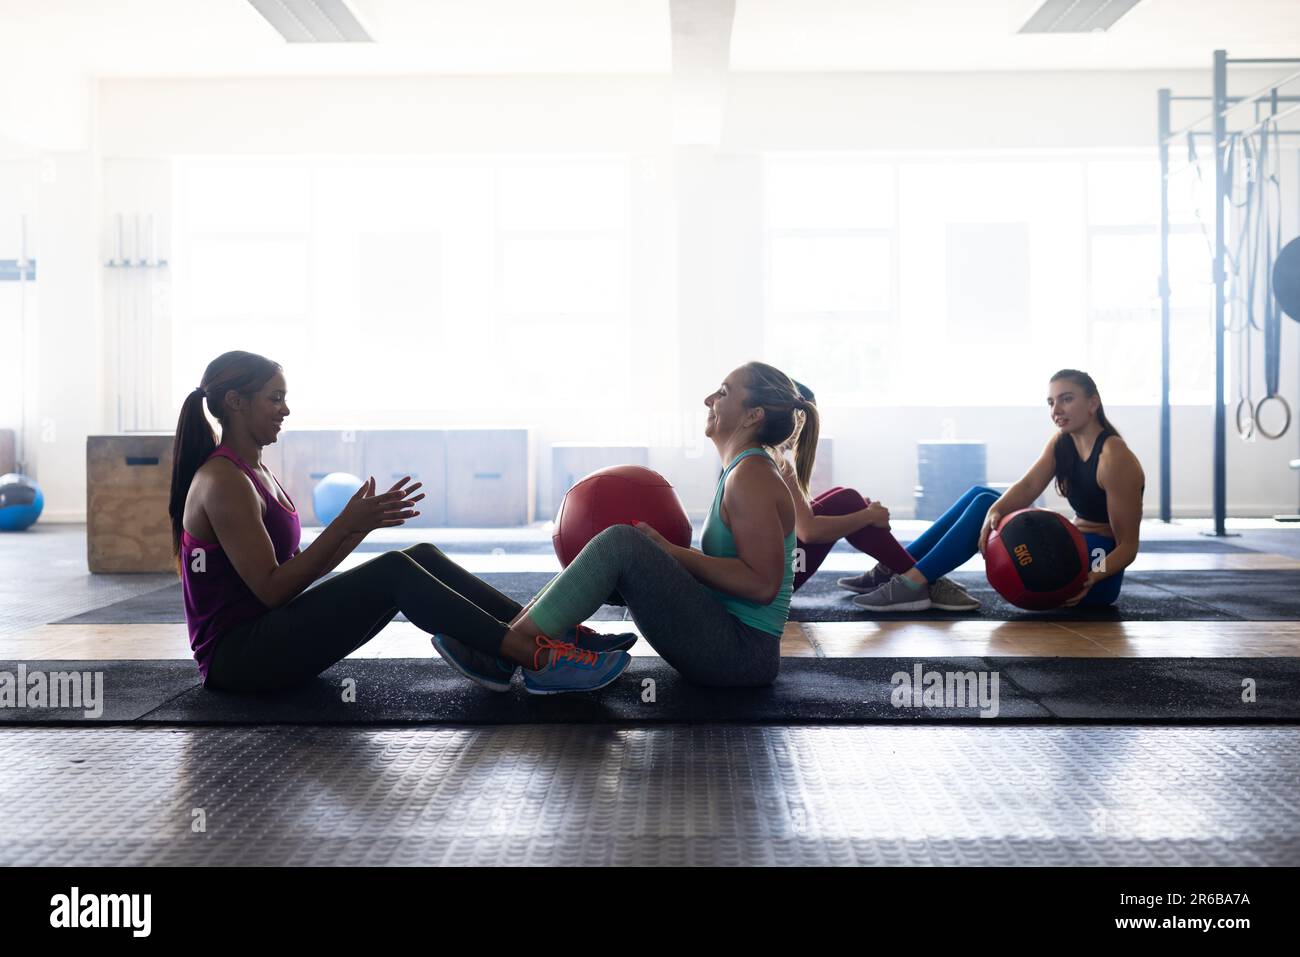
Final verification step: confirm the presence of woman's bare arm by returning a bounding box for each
[653,459,790,604]
[1093,438,1145,579]
[776,458,882,544]
[202,465,419,608]
[979,433,1058,554]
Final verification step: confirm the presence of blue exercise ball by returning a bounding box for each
[313,472,361,526]
[0,473,44,531]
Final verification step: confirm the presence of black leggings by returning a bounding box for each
[205,544,523,692]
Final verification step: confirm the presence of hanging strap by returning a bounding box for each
[1255,117,1291,440]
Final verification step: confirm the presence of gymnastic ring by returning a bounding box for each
[1234,397,1255,439]
[1253,394,1292,440]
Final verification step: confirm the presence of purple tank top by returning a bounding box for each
[180,445,301,680]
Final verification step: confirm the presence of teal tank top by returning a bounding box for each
[701,447,796,637]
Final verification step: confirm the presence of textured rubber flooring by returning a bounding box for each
[8,657,1300,724]
[1,725,1298,866]
[0,525,175,637]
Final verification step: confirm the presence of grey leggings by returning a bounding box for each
[206,543,520,692]
[530,524,781,687]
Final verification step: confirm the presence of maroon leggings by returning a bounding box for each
[793,486,917,591]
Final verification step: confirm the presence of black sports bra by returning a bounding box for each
[1062,430,1113,524]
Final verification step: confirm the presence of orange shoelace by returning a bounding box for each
[534,635,598,670]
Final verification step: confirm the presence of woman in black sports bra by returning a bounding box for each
[977,369,1145,607]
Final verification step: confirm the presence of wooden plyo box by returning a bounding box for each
[87,434,175,573]
[0,428,15,475]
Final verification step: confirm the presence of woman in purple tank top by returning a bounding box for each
[168,351,631,694]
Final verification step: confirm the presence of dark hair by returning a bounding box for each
[740,361,820,496]
[1050,368,1120,499]
[168,351,282,569]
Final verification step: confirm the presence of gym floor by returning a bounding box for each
[3,521,1300,866]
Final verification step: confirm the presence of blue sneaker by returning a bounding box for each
[523,636,631,695]
[431,633,516,692]
[565,622,638,653]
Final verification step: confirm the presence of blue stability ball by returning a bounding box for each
[313,472,361,526]
[0,473,44,531]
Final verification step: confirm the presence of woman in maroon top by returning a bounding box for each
[168,350,630,693]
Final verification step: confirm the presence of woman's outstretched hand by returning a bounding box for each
[338,475,424,535]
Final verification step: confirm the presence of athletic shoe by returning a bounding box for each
[523,636,631,695]
[929,577,980,612]
[837,563,894,594]
[430,633,515,692]
[851,575,932,612]
[565,622,639,653]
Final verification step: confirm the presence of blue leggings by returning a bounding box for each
[1079,533,1124,607]
[905,485,1124,607]
[906,485,1000,583]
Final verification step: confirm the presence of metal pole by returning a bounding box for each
[1166,65,1300,144]
[1158,89,1172,523]
[1226,99,1300,145]
[17,214,28,476]
[1212,49,1228,536]
[1173,95,1300,102]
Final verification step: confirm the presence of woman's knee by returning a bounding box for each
[965,490,999,515]
[402,542,442,560]
[588,522,648,555]
[372,549,426,579]
[812,486,868,515]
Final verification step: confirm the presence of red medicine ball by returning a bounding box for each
[552,465,693,567]
[985,508,1089,610]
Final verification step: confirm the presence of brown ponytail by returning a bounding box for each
[1049,368,1121,499]
[740,361,820,497]
[168,351,281,569]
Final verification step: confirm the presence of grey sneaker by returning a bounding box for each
[837,563,894,594]
[929,577,980,612]
[851,575,932,612]
[431,633,516,692]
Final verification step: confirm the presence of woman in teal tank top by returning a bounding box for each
[470,361,818,688]
[700,447,797,635]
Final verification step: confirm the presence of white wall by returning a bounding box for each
[31,154,103,520]
[7,68,1300,520]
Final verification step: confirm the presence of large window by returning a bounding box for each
[763,152,1217,406]
[762,158,895,404]
[1085,159,1213,405]
[175,157,631,418]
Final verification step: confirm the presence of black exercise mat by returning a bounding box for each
[0,659,200,722]
[51,567,1300,625]
[1125,570,1300,620]
[54,573,630,625]
[789,571,1244,622]
[3,657,1298,725]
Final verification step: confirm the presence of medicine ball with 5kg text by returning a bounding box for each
[985,508,1089,610]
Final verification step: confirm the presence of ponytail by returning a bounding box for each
[790,384,820,499]
[168,351,281,570]
[169,390,217,569]
[1049,368,1121,499]
[740,361,820,497]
